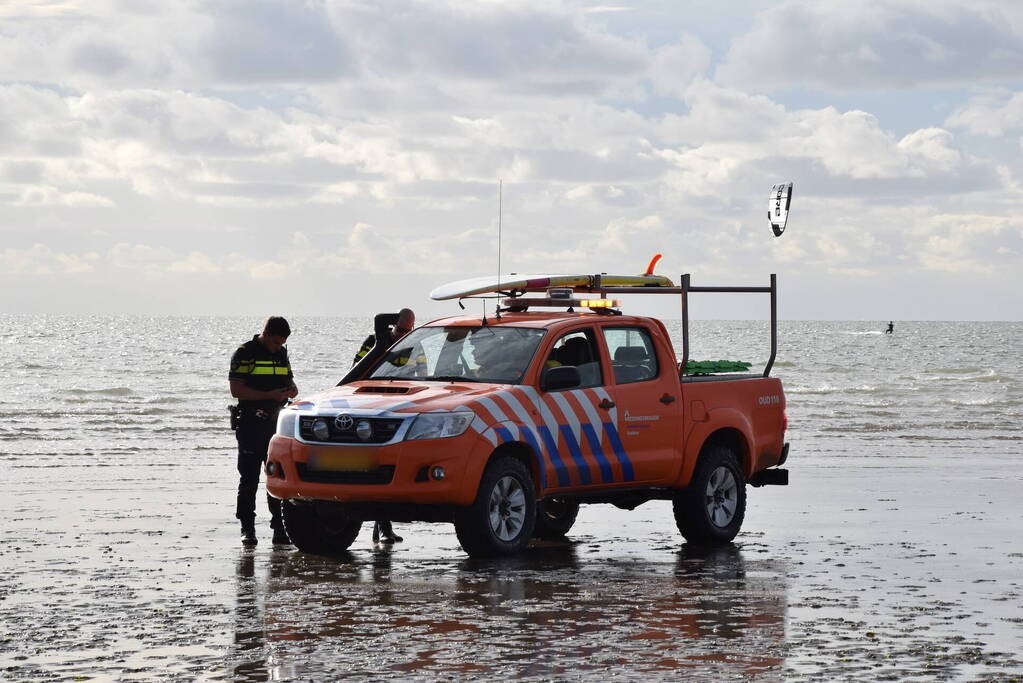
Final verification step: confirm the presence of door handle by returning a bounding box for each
[598,399,615,410]
[659,394,676,404]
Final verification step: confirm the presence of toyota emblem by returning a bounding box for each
[335,414,355,431]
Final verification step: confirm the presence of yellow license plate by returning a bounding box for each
[307,449,377,472]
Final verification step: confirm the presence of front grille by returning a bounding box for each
[296,464,395,485]
[299,416,405,444]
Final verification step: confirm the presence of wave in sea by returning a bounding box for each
[67,387,134,396]
[943,396,1012,407]
[787,384,884,395]
[915,369,1012,383]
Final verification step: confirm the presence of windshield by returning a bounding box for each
[367,326,547,384]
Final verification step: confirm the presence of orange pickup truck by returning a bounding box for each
[266,275,789,557]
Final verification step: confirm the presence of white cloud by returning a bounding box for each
[0,1,1021,318]
[168,251,222,274]
[946,90,1023,136]
[326,1,647,93]
[600,215,666,253]
[0,0,650,94]
[651,83,967,198]
[915,214,1022,274]
[648,34,712,99]
[717,0,1023,92]
[248,261,290,280]
[11,185,114,207]
[203,0,353,83]
[0,244,95,274]
[107,243,177,271]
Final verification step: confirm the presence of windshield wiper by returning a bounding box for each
[429,375,484,383]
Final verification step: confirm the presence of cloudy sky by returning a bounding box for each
[2,0,1021,320]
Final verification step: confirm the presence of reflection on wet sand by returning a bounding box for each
[229,542,788,680]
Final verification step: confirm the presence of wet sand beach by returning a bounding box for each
[3,446,1022,680]
[2,318,1022,680]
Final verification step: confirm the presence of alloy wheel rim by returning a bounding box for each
[489,475,526,541]
[704,466,737,528]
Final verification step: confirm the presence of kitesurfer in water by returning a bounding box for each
[885,321,894,334]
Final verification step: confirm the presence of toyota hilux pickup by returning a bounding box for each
[266,274,789,557]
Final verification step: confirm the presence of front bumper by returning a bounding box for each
[265,434,484,507]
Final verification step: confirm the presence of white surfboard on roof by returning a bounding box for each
[430,255,674,301]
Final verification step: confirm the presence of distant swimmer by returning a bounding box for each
[885,321,894,334]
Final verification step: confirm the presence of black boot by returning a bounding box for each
[272,527,291,545]
[241,521,257,546]
[374,520,402,544]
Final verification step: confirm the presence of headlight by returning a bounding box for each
[405,411,475,441]
[276,411,297,437]
[311,418,331,441]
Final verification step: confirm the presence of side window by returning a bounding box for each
[602,327,659,384]
[542,329,603,388]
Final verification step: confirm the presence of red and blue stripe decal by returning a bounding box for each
[482,389,635,490]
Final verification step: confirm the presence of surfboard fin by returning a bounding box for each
[643,253,663,276]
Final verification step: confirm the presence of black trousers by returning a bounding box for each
[235,413,283,530]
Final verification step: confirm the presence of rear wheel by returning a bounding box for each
[454,456,536,557]
[282,500,362,555]
[673,445,746,545]
[533,498,579,539]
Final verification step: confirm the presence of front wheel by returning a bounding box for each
[282,500,362,555]
[533,498,579,539]
[673,445,746,545]
[454,456,536,557]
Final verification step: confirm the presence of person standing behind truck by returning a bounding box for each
[229,316,299,546]
[352,308,415,544]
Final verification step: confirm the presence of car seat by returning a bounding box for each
[554,337,598,386]
[613,346,653,383]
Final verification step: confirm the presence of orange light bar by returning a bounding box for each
[501,297,621,310]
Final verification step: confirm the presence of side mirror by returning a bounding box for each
[542,365,581,391]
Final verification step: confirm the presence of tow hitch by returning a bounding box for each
[749,468,788,487]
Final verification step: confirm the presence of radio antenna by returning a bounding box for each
[495,179,503,320]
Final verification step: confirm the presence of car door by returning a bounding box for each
[599,324,683,484]
[527,327,635,489]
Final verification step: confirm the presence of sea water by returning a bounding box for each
[1,316,1021,680]
[3,317,1019,463]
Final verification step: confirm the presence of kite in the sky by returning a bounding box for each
[768,182,793,237]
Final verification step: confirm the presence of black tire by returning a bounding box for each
[454,456,536,557]
[282,500,362,555]
[673,445,746,545]
[533,498,579,539]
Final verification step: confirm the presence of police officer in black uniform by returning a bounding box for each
[229,316,298,546]
[352,308,415,544]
